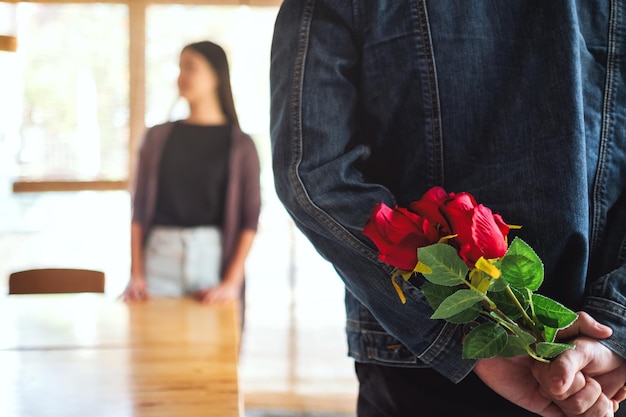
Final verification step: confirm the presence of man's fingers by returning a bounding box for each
[612,386,626,414]
[534,355,584,398]
[595,371,626,401]
[539,372,587,401]
[557,312,612,341]
[612,386,626,404]
[552,376,608,416]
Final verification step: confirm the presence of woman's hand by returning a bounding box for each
[195,230,254,304]
[194,281,241,304]
[122,276,149,301]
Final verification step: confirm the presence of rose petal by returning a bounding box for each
[471,205,508,259]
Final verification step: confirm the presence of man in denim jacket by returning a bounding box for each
[270,1,626,416]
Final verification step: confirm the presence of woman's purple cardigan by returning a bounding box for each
[131,122,261,280]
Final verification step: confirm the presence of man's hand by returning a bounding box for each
[532,337,626,416]
[473,312,621,417]
[474,355,567,417]
[531,312,626,416]
[556,312,613,341]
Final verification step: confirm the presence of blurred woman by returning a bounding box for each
[123,41,260,306]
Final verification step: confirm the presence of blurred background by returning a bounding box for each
[0,2,357,416]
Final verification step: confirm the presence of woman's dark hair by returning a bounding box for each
[184,41,239,127]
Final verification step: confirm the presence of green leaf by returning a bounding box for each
[500,238,544,291]
[488,276,508,292]
[543,326,558,343]
[421,283,481,323]
[448,304,482,324]
[487,259,506,292]
[517,328,538,345]
[499,335,532,358]
[532,294,578,329]
[488,286,528,319]
[431,289,484,320]
[418,244,469,287]
[536,342,575,359]
[421,282,459,311]
[462,322,507,359]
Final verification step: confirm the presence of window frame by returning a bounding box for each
[6,0,279,193]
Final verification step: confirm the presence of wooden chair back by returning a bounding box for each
[8,268,105,294]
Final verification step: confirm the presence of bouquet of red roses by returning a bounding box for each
[363,186,577,362]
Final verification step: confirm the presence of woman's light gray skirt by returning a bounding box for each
[144,226,221,296]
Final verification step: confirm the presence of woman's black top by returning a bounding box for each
[152,122,231,227]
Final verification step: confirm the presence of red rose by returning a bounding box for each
[363,202,435,270]
[364,187,511,271]
[441,192,509,266]
[409,186,452,241]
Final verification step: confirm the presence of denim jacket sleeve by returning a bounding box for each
[270,0,475,382]
[584,195,626,359]
[584,264,626,359]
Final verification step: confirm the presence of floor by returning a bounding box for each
[0,184,358,416]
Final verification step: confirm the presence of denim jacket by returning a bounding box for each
[270,0,626,382]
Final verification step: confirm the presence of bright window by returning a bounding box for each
[145,5,277,137]
[1,3,128,182]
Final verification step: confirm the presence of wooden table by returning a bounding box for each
[0,295,242,417]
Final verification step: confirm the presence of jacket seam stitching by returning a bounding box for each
[287,0,387,264]
[414,0,444,186]
[590,0,618,256]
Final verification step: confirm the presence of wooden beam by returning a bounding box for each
[127,0,146,190]
[0,35,17,52]
[12,180,129,193]
[246,0,282,5]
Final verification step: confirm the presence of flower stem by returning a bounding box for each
[526,347,550,363]
[481,311,518,333]
[463,277,497,310]
[464,277,518,328]
[504,285,545,341]
[504,285,534,325]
